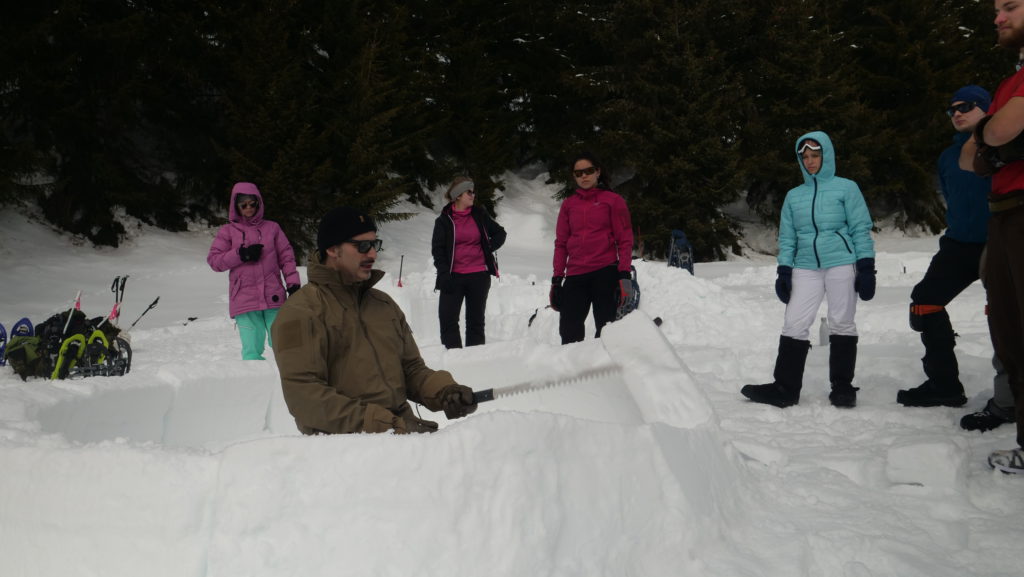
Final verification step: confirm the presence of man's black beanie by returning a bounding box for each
[317,206,377,259]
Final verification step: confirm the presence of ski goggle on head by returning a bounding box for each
[797,141,823,154]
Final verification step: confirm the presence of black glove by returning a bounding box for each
[239,243,264,262]
[286,284,300,296]
[617,269,635,304]
[549,276,563,311]
[854,258,876,301]
[774,266,793,304]
[436,272,454,293]
[441,384,478,419]
[973,115,1024,177]
[396,415,439,434]
[974,117,1003,177]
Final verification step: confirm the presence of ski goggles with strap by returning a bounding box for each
[797,141,822,154]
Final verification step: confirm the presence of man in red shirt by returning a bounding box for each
[959,0,1024,474]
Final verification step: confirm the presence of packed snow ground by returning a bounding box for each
[0,170,1019,577]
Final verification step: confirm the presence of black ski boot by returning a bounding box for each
[742,336,811,408]
[828,334,859,408]
[898,309,967,407]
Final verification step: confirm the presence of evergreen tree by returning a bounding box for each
[574,0,747,259]
[0,1,223,244]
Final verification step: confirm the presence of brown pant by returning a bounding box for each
[984,204,1024,447]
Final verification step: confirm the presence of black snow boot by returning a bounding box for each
[898,311,967,407]
[901,309,962,407]
[960,398,1016,432]
[741,336,811,408]
[828,334,860,408]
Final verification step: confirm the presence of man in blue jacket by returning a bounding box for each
[898,86,1012,425]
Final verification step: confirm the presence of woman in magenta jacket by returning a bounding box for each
[207,182,301,360]
[550,153,635,344]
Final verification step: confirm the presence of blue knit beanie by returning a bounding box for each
[951,85,991,112]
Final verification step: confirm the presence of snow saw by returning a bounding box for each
[472,364,622,404]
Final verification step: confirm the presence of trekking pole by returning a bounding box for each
[97,275,128,330]
[115,275,127,325]
[397,255,404,287]
[61,291,82,337]
[129,296,159,329]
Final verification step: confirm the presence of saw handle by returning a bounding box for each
[472,389,495,404]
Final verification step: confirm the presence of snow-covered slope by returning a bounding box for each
[0,171,1019,577]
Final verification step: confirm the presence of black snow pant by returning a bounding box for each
[559,265,619,345]
[909,236,985,390]
[984,201,1024,447]
[438,271,491,349]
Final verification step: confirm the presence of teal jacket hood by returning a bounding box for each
[778,130,875,269]
[796,131,836,183]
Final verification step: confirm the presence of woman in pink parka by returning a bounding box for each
[550,152,635,345]
[207,182,301,360]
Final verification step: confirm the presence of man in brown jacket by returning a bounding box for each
[271,206,478,434]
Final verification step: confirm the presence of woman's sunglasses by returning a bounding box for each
[237,200,259,210]
[344,239,383,254]
[797,142,822,154]
[573,166,598,178]
[945,102,978,117]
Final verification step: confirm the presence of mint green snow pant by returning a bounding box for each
[235,309,279,360]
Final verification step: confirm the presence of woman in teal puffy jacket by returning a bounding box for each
[742,131,876,408]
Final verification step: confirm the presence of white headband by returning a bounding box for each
[450,180,475,199]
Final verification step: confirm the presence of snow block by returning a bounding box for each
[885,438,967,490]
[0,442,217,577]
[205,413,735,577]
[600,310,715,429]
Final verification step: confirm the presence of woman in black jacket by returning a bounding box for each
[431,176,507,348]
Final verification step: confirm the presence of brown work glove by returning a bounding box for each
[441,384,478,419]
[394,414,439,434]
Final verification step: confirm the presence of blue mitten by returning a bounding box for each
[854,258,876,301]
[774,266,793,304]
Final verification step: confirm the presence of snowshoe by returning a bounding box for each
[989,448,1024,474]
[69,335,131,378]
[11,317,34,337]
[51,333,87,380]
[85,329,110,365]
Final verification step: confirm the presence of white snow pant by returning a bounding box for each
[781,265,858,341]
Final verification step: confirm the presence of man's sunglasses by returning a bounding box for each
[237,200,259,209]
[573,166,598,178]
[797,142,823,154]
[345,239,383,254]
[946,102,978,117]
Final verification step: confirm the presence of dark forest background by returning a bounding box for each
[0,1,1011,260]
